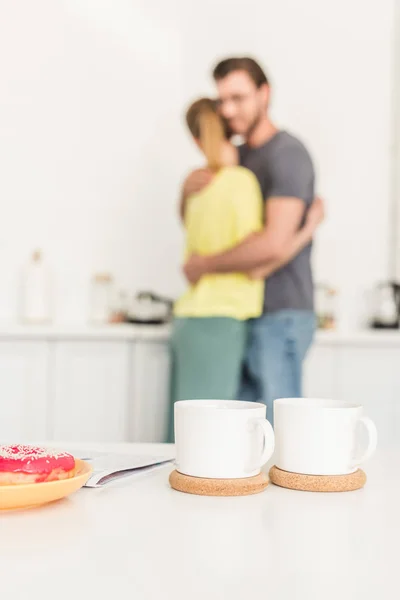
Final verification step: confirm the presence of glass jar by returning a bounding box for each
[315,284,338,329]
[89,273,113,324]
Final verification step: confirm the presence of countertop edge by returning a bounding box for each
[0,323,172,341]
[0,324,399,345]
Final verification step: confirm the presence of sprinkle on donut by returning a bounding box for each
[0,445,75,484]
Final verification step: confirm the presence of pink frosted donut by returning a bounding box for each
[0,445,75,485]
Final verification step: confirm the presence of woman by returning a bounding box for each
[170,98,321,431]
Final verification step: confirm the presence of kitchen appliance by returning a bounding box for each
[370,282,400,329]
[126,291,173,325]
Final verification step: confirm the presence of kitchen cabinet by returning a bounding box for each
[337,347,400,445]
[0,341,49,442]
[52,341,130,442]
[0,325,171,444]
[303,332,400,445]
[0,326,397,446]
[128,341,171,443]
[303,346,339,400]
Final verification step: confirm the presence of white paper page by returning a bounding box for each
[83,454,175,487]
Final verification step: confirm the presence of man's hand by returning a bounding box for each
[306,195,325,231]
[180,169,213,220]
[183,254,209,285]
[183,169,213,198]
[247,265,267,280]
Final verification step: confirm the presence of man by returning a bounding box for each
[182,57,318,425]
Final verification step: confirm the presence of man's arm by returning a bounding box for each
[184,142,316,284]
[248,196,324,279]
[184,197,305,283]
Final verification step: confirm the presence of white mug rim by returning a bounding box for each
[174,399,265,411]
[274,397,362,410]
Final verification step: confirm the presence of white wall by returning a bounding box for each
[394,0,400,279]
[0,0,187,322]
[0,0,395,327]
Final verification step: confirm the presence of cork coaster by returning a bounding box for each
[269,465,367,492]
[169,470,269,497]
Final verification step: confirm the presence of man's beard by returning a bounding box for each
[244,108,264,139]
[223,108,263,140]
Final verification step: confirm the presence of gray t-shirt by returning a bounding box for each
[239,131,315,313]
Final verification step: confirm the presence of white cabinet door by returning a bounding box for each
[129,341,171,443]
[303,345,340,400]
[0,342,49,442]
[338,347,400,446]
[52,341,130,442]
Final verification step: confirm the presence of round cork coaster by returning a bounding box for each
[269,465,366,492]
[169,470,269,497]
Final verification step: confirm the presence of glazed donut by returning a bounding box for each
[0,445,75,485]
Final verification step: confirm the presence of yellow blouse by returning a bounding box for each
[174,166,264,320]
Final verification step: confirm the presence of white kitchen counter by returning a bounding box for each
[315,328,400,346]
[0,442,398,600]
[0,322,399,346]
[0,323,399,445]
[0,322,171,341]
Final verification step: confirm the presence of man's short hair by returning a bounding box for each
[213,57,269,88]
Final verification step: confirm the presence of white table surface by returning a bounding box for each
[1,443,398,600]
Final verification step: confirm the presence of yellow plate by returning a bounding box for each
[0,459,93,511]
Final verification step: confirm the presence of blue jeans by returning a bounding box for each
[239,310,316,426]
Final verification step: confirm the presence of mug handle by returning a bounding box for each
[250,418,275,467]
[350,416,378,469]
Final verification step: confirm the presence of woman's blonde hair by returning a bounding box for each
[186,98,228,171]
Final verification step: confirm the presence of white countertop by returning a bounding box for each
[315,328,400,346]
[0,322,171,341]
[0,322,400,345]
[1,442,398,600]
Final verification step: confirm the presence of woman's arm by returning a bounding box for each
[248,196,325,280]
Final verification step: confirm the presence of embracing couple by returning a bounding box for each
[169,57,324,436]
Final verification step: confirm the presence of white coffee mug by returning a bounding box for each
[174,400,275,479]
[274,398,378,475]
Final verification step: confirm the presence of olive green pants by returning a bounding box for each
[168,317,247,442]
